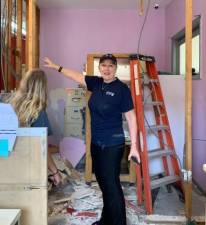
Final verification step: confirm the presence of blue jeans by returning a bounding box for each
[91,143,126,225]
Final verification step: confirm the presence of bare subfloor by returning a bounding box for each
[48,175,206,225]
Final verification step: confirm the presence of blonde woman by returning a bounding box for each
[10,69,62,185]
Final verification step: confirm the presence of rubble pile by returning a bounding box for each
[48,153,145,225]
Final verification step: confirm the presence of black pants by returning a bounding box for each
[91,143,126,225]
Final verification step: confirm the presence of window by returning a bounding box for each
[172,16,200,79]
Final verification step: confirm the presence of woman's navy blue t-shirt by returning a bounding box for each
[85,76,133,147]
[31,110,52,136]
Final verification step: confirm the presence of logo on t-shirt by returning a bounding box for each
[106,91,115,97]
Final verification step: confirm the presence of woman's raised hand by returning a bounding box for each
[44,57,58,70]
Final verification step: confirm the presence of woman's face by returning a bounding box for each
[99,59,117,83]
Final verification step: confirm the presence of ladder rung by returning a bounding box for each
[149,79,159,83]
[141,72,148,76]
[146,125,169,131]
[144,101,163,106]
[151,175,180,189]
[142,79,159,85]
[160,113,166,117]
[148,149,174,158]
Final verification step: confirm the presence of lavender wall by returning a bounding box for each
[165,0,206,191]
[40,9,165,89]
[40,3,206,191]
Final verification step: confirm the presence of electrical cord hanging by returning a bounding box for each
[136,0,151,78]
[137,0,151,54]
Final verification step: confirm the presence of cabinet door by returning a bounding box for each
[0,128,47,225]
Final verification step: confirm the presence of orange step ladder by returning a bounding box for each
[129,54,182,214]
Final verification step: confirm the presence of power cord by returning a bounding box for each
[137,0,151,54]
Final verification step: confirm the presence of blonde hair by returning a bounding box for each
[10,69,47,126]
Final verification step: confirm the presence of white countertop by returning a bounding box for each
[0,209,21,225]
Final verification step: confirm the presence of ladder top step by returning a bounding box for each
[129,54,155,62]
[148,148,174,158]
[149,79,159,83]
[151,175,180,189]
[146,125,169,131]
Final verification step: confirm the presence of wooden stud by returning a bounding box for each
[139,0,144,15]
[3,1,8,91]
[16,0,23,84]
[145,215,205,224]
[25,0,29,70]
[35,6,40,67]
[184,0,193,220]
[26,0,36,70]
[85,55,93,183]
[8,0,13,91]
[4,0,12,91]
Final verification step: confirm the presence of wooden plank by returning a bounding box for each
[35,6,40,67]
[26,0,36,70]
[85,55,93,183]
[87,53,132,59]
[146,215,205,224]
[25,0,29,71]
[16,0,23,86]
[7,0,13,91]
[4,0,12,91]
[146,215,187,224]
[184,0,193,220]
[139,0,144,15]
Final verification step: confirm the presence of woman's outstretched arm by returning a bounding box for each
[44,57,86,85]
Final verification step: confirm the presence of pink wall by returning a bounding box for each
[40,9,165,89]
[40,4,206,191]
[165,0,206,191]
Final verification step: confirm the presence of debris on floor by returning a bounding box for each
[48,153,146,224]
[48,153,206,225]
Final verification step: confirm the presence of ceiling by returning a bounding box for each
[36,0,173,10]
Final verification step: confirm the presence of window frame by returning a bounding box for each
[171,16,200,79]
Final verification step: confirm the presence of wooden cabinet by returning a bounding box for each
[0,128,47,225]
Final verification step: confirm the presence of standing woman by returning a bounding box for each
[9,69,62,185]
[44,54,140,225]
